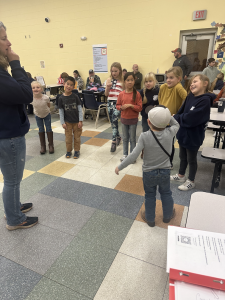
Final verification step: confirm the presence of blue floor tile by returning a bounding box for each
[0,256,42,300]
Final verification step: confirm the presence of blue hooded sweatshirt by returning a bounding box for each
[0,60,32,139]
[174,92,215,151]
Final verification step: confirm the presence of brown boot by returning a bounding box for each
[47,131,54,154]
[39,132,46,154]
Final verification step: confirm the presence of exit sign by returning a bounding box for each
[193,10,207,21]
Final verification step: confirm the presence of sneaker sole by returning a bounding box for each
[170,177,186,182]
[178,185,195,191]
[6,220,38,231]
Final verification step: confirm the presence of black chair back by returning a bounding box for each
[83,92,99,110]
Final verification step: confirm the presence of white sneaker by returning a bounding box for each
[178,179,195,191]
[120,155,127,162]
[170,174,186,182]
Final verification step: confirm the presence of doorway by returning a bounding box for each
[180,29,217,75]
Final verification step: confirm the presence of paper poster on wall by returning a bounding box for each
[92,44,108,73]
[217,51,224,58]
[40,61,45,68]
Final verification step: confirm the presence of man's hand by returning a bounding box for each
[62,123,67,129]
[115,166,120,175]
[78,121,83,129]
[184,75,188,80]
[6,46,20,62]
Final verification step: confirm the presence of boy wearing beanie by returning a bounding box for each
[115,106,180,227]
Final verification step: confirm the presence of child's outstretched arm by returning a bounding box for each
[169,116,180,136]
[115,134,144,174]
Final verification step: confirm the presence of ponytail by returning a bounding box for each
[133,87,137,102]
[142,87,147,104]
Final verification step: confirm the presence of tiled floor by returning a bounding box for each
[0,113,224,300]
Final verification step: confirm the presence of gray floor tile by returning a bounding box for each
[0,218,33,256]
[77,210,134,251]
[5,224,74,275]
[25,277,90,300]
[39,177,84,201]
[163,276,169,300]
[26,155,34,162]
[25,130,39,139]
[119,221,168,268]
[100,191,144,219]
[40,200,96,235]
[45,237,117,298]
[94,253,168,300]
[94,132,112,139]
[52,132,66,142]
[72,183,124,208]
[20,173,57,202]
[0,256,41,300]
[81,136,92,144]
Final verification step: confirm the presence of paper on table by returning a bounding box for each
[167,226,225,279]
[175,281,225,300]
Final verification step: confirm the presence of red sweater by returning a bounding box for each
[116,90,142,119]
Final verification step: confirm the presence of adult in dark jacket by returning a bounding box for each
[26,72,35,114]
[86,69,101,88]
[172,48,192,86]
[132,64,142,90]
[0,22,38,230]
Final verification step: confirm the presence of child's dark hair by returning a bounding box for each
[124,72,137,102]
[64,76,75,85]
[207,58,215,65]
[73,70,80,76]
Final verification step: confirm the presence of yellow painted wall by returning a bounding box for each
[0,0,223,85]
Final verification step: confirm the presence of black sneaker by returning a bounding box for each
[116,137,122,146]
[141,210,155,227]
[163,209,176,223]
[66,152,72,158]
[21,203,33,213]
[6,216,38,231]
[74,151,80,159]
[110,142,116,152]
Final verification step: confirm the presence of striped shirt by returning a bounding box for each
[107,80,123,102]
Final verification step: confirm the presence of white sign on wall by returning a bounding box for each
[193,10,207,21]
[92,44,108,73]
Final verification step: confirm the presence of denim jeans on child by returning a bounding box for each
[0,136,26,226]
[142,117,149,133]
[122,123,137,155]
[35,113,52,133]
[143,169,174,222]
[107,101,121,142]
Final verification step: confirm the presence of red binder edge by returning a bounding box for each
[169,268,225,300]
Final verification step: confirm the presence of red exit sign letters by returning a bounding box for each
[193,10,207,21]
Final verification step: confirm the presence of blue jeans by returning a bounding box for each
[107,101,121,142]
[35,113,52,133]
[122,123,137,155]
[142,117,149,132]
[143,169,174,222]
[0,136,26,226]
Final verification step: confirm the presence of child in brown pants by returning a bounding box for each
[58,76,83,158]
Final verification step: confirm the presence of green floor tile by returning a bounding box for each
[25,130,39,139]
[77,210,134,251]
[25,277,90,300]
[20,173,57,202]
[25,143,66,171]
[45,237,117,299]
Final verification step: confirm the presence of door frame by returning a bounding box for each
[179,28,217,76]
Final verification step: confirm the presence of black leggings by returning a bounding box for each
[179,146,198,181]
